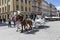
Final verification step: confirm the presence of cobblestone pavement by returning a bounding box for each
[0,21,60,40]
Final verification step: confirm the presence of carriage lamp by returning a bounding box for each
[14,12,17,15]
[17,11,21,15]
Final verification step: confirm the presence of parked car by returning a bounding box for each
[34,16,45,27]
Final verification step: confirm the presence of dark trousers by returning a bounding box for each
[8,22,11,27]
[14,21,16,27]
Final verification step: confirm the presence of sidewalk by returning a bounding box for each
[0,21,14,26]
[0,21,60,40]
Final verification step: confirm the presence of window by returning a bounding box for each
[29,7,30,11]
[29,1,30,4]
[2,0,4,5]
[2,7,4,12]
[5,0,6,3]
[21,0,23,2]
[0,8,1,13]
[5,6,6,11]
[21,6,23,11]
[8,5,10,11]
[0,16,1,18]
[25,7,27,11]
[25,0,27,4]
[16,5,19,10]
[32,6,36,11]
[2,15,4,19]
[16,0,18,1]
[0,0,1,5]
[5,15,6,19]
[8,0,10,2]
[38,8,40,11]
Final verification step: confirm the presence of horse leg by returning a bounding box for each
[16,27,18,32]
[21,25,23,33]
[30,25,32,30]
[29,24,32,30]
[16,26,20,32]
[29,22,32,30]
[24,25,27,31]
[16,24,20,32]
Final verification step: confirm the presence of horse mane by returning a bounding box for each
[17,15,23,21]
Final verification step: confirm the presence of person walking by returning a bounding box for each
[13,20,16,27]
[8,19,11,27]
[12,16,16,27]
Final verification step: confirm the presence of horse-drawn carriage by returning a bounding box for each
[11,14,46,33]
[34,15,45,27]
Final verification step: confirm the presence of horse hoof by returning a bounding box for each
[21,30,23,33]
[18,27,20,29]
[16,30,18,32]
[25,29,27,31]
[31,28,32,29]
[29,28,32,30]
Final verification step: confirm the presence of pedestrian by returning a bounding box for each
[8,19,11,27]
[13,20,16,27]
[12,16,16,27]
[4,19,6,23]
[3,18,6,23]
[0,19,1,24]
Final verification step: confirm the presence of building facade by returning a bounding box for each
[0,0,57,20]
[49,3,57,17]
[40,0,57,17]
[40,0,50,16]
[30,0,42,19]
[57,10,60,17]
[32,0,42,14]
[0,0,32,20]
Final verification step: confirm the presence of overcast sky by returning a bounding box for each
[45,0,60,10]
